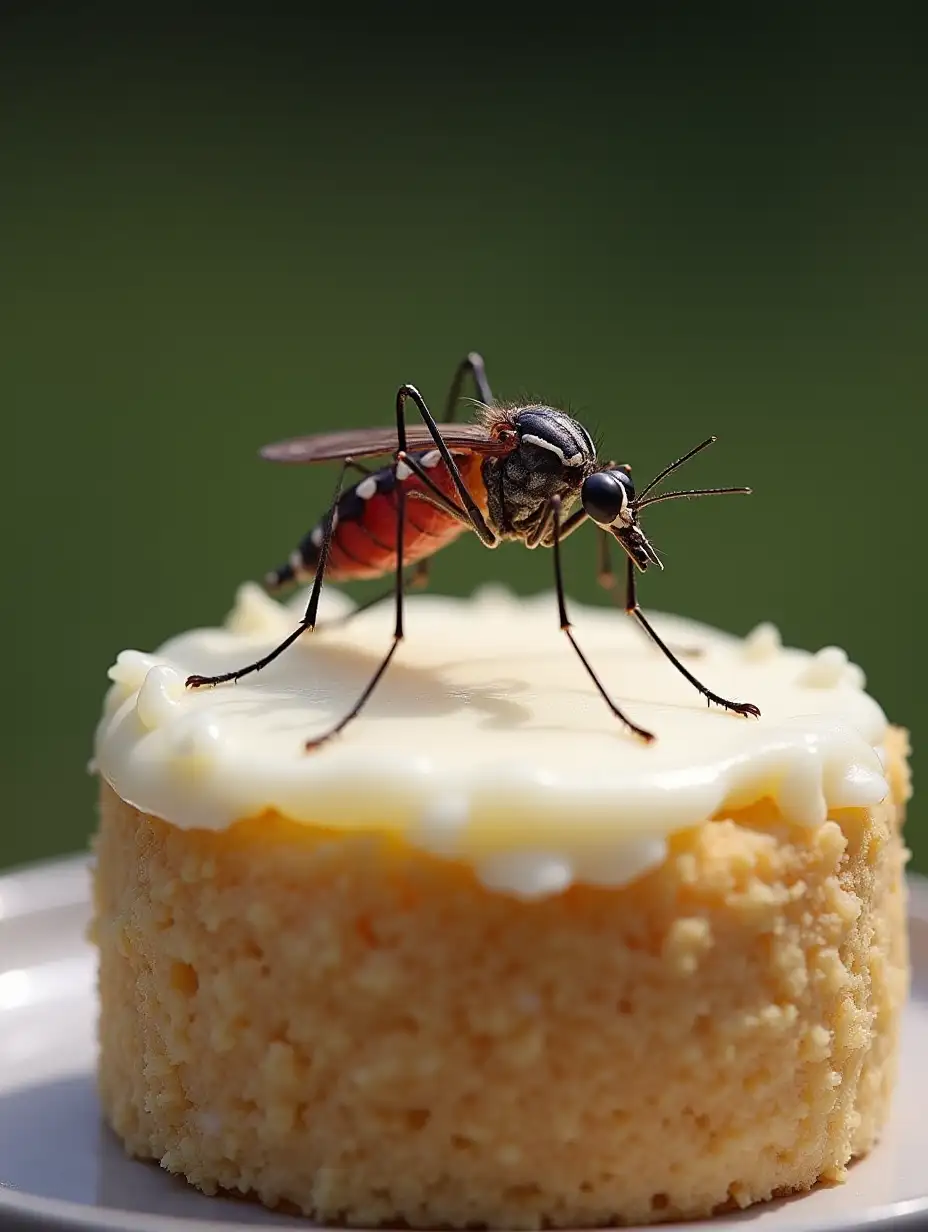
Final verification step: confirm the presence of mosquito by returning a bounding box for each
[186,352,760,746]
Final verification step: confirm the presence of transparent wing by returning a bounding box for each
[260,423,510,464]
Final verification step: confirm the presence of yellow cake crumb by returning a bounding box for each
[92,727,910,1228]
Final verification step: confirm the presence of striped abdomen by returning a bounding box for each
[266,450,487,589]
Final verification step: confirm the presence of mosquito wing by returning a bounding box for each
[259,423,512,464]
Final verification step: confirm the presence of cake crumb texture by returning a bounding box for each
[92,728,911,1228]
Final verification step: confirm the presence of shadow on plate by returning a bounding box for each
[0,1072,304,1226]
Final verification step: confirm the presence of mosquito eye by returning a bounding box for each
[581,470,634,525]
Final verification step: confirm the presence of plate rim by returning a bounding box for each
[0,853,90,923]
[1,855,927,1232]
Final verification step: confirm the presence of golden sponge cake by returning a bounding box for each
[91,587,910,1226]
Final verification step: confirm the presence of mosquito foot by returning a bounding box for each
[728,700,761,718]
[186,674,215,689]
[627,722,656,744]
[305,734,337,753]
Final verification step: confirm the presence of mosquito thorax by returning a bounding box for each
[484,406,597,538]
[581,469,635,527]
[513,406,596,469]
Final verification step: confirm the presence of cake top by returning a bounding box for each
[94,584,888,898]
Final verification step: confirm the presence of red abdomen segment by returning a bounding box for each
[266,450,487,589]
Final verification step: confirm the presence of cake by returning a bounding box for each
[91,584,911,1228]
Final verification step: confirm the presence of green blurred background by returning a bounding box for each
[2,7,924,872]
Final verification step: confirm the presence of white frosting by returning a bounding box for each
[94,583,889,900]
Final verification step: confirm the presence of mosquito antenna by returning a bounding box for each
[636,485,751,510]
[636,436,717,501]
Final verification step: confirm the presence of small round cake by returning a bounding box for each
[91,585,910,1229]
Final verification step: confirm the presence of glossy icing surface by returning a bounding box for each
[94,584,888,897]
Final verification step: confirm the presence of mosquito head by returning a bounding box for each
[581,467,662,571]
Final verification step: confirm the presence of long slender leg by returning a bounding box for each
[397,450,471,524]
[303,360,482,649]
[304,382,499,739]
[405,486,472,526]
[304,436,411,750]
[315,560,430,632]
[310,439,465,635]
[398,384,498,545]
[559,505,590,539]
[595,533,703,659]
[536,460,624,550]
[263,457,377,593]
[530,500,590,548]
[286,458,442,637]
[313,355,490,648]
[598,529,619,593]
[306,429,444,639]
[526,501,554,549]
[186,458,353,689]
[549,497,655,743]
[445,351,494,419]
[624,557,760,717]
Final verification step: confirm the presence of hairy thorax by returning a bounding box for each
[481,452,583,540]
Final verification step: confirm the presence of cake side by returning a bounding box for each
[91,726,910,1229]
[847,728,912,1160]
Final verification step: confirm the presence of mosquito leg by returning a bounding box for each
[526,501,554,549]
[185,458,352,689]
[405,558,430,591]
[314,560,430,632]
[397,384,498,545]
[405,486,472,526]
[305,456,410,750]
[523,502,590,554]
[597,529,617,591]
[623,557,760,717]
[560,505,590,538]
[397,450,471,524]
[445,351,494,419]
[549,496,655,743]
[262,456,379,593]
[591,533,702,658]
[298,445,441,639]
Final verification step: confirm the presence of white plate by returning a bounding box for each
[1,857,927,1232]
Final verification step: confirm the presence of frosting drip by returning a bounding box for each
[94,584,888,898]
